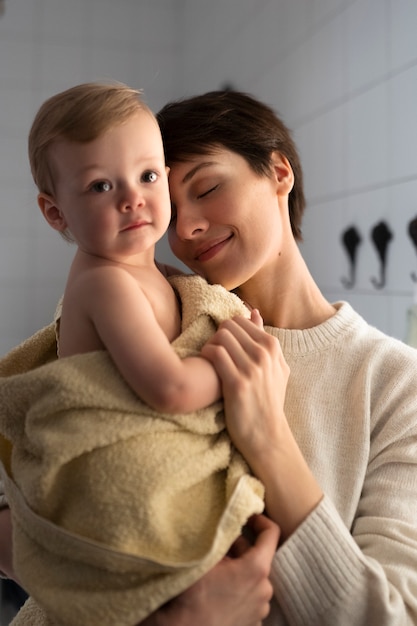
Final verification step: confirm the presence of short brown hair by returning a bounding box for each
[28,81,153,197]
[157,90,305,241]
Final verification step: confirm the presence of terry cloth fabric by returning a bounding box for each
[10,596,55,626]
[0,274,264,626]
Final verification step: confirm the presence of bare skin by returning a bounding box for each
[140,515,279,626]
[141,148,329,625]
[201,310,323,540]
[168,149,326,539]
[1,149,325,623]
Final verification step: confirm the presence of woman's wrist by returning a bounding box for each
[254,419,323,541]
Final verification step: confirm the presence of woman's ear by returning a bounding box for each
[270,152,294,195]
[37,193,67,232]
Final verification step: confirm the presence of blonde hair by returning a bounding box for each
[28,81,153,197]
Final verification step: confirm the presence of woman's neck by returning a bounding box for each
[235,248,336,330]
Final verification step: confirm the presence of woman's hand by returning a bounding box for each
[202,310,289,472]
[139,514,279,626]
[202,311,323,540]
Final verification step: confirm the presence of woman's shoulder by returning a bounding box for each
[267,300,417,366]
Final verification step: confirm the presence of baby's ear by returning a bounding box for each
[37,193,67,232]
[270,151,294,195]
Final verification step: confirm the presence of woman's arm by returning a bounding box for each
[201,310,323,540]
[202,311,417,624]
[139,515,279,626]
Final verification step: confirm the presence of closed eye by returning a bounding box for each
[197,185,218,199]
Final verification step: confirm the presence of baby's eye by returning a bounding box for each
[91,181,111,193]
[142,170,158,183]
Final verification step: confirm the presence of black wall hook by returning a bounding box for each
[341,226,362,288]
[370,220,393,289]
[408,216,417,282]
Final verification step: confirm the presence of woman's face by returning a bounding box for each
[168,147,288,291]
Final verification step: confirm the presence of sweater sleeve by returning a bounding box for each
[264,307,417,625]
[270,495,416,625]
[269,397,417,625]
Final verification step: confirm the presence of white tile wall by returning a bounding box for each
[346,0,388,93]
[389,64,417,181]
[0,0,181,356]
[346,84,389,191]
[300,198,346,291]
[296,105,347,202]
[177,0,417,341]
[387,180,417,292]
[389,0,417,71]
[1,0,417,356]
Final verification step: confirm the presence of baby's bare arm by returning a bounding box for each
[66,265,221,413]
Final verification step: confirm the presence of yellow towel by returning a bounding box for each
[10,596,55,626]
[0,318,57,477]
[0,274,264,626]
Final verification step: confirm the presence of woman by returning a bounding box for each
[2,90,417,626]
[143,90,417,625]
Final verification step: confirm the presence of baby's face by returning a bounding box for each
[41,111,171,263]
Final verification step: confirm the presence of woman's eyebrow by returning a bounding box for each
[182,161,218,184]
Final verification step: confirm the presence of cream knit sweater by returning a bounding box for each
[264,301,417,625]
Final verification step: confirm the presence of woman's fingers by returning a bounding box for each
[202,315,288,394]
[204,315,284,370]
[244,514,280,569]
[139,515,279,626]
[201,315,290,476]
[227,533,252,559]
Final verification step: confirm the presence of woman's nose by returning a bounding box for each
[174,206,209,240]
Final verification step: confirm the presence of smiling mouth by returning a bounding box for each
[195,234,233,262]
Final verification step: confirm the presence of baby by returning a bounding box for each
[0,82,264,626]
[32,81,222,412]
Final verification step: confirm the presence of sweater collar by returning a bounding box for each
[265,301,362,356]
